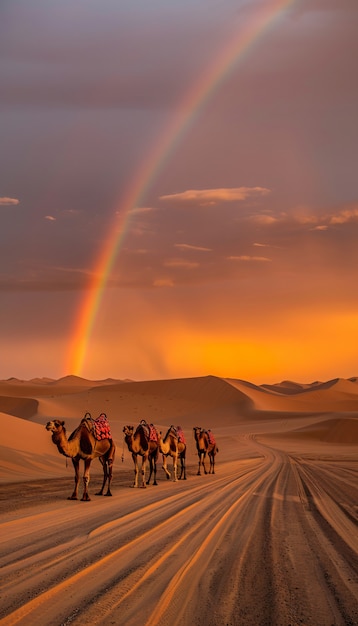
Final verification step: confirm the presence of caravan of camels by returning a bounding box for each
[46,414,217,499]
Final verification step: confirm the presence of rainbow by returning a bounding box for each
[66,0,296,376]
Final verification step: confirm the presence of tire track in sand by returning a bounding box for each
[1,435,357,625]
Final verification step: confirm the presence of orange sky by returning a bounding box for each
[1,1,358,384]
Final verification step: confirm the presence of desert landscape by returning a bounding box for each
[0,374,357,625]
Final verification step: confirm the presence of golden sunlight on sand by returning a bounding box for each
[0,375,357,625]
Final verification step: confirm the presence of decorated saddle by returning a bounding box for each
[207,430,216,445]
[149,424,158,441]
[176,426,186,444]
[93,413,112,441]
[139,419,158,442]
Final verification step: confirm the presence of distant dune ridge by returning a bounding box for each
[0,374,357,483]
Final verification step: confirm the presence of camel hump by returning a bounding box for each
[137,420,150,439]
[138,420,158,442]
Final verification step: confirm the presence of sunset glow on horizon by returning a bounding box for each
[1,1,358,385]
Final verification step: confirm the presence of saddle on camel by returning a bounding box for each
[46,412,115,501]
[176,425,186,444]
[193,426,219,475]
[123,419,159,488]
[158,425,187,481]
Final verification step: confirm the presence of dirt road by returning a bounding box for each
[0,434,357,625]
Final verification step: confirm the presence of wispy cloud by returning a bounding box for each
[45,215,56,221]
[128,206,158,215]
[329,207,358,224]
[153,278,174,288]
[251,215,278,225]
[228,255,271,262]
[174,243,212,252]
[0,197,20,206]
[160,187,271,205]
[250,205,358,230]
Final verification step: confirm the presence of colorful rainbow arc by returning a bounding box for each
[66,0,296,376]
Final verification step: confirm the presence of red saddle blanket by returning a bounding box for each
[207,431,216,445]
[149,424,158,442]
[93,414,112,441]
[177,427,186,444]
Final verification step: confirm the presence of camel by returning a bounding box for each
[158,425,187,481]
[193,426,218,475]
[45,413,115,501]
[123,420,159,488]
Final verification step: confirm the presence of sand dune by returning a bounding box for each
[0,374,357,625]
[291,415,358,444]
[226,376,358,413]
[0,413,67,482]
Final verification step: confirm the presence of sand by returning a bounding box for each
[0,374,357,625]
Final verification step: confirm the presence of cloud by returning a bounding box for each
[249,205,358,230]
[228,255,271,262]
[0,197,20,206]
[153,278,174,288]
[329,207,358,224]
[131,248,150,255]
[293,215,319,225]
[128,207,158,215]
[45,215,56,221]
[160,187,271,206]
[311,225,328,231]
[174,243,212,252]
[251,215,278,225]
[129,225,156,237]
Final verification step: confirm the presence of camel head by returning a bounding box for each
[123,425,134,437]
[46,419,65,433]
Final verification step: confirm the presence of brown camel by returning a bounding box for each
[123,420,159,488]
[193,426,218,475]
[158,425,186,481]
[46,413,115,501]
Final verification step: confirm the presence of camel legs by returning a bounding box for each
[68,458,80,500]
[95,457,113,496]
[209,452,215,474]
[105,458,114,495]
[132,453,147,488]
[172,454,178,482]
[68,458,92,500]
[99,440,115,495]
[197,450,208,475]
[132,453,139,487]
[162,454,171,480]
[208,445,218,474]
[81,458,92,501]
[161,454,178,481]
[178,453,187,480]
[147,455,158,485]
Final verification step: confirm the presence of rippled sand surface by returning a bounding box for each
[0,375,357,625]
